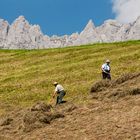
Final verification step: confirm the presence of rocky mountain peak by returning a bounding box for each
[74,20,100,45]
[1,16,140,49]
[0,19,9,32]
[11,16,30,30]
[14,16,26,23]
[82,19,95,32]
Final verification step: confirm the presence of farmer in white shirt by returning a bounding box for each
[101,59,111,80]
[53,82,66,104]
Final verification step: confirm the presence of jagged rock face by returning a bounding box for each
[29,25,49,49]
[96,20,122,42]
[0,16,140,49]
[74,20,100,45]
[0,19,9,48]
[6,16,32,49]
[6,16,48,49]
[67,33,79,46]
[46,35,64,48]
[116,24,131,41]
[127,16,140,40]
[45,33,79,48]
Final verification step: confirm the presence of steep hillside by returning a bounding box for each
[0,41,140,139]
[0,41,140,109]
[0,73,139,139]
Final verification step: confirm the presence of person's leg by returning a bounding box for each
[56,96,59,105]
[107,73,111,80]
[58,91,65,104]
[102,72,107,79]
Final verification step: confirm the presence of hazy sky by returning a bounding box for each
[0,0,140,36]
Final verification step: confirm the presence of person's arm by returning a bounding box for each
[52,91,57,98]
[103,69,110,74]
[53,86,58,98]
[102,65,107,74]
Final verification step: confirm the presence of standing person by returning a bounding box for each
[101,59,111,80]
[53,82,66,105]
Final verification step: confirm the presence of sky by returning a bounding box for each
[0,0,140,36]
[112,0,140,23]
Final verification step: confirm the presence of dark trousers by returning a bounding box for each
[56,90,66,104]
[102,72,111,80]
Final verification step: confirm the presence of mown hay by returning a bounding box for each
[90,80,111,93]
[22,102,64,132]
[90,73,140,100]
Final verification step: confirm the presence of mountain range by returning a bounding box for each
[0,16,140,49]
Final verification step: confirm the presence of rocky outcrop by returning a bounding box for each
[6,16,48,49]
[127,16,140,40]
[0,19,9,48]
[74,20,100,45]
[96,19,122,42]
[0,15,140,49]
[116,23,131,41]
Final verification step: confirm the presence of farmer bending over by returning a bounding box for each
[53,82,66,105]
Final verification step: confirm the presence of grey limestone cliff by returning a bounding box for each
[0,15,140,49]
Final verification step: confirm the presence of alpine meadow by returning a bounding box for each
[0,41,140,109]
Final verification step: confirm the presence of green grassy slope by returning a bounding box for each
[0,41,140,107]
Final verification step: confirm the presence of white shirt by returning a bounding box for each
[55,84,64,93]
[102,63,110,72]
